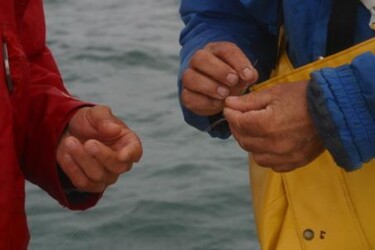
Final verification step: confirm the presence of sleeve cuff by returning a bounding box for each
[308,63,375,171]
[57,166,102,209]
[24,92,101,210]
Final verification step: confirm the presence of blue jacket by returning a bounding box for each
[178,0,375,171]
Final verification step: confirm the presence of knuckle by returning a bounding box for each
[190,49,206,66]
[218,41,236,50]
[181,90,194,110]
[95,105,112,114]
[127,150,139,163]
[237,139,245,150]
[111,167,123,175]
[89,171,104,183]
[291,151,310,167]
[283,141,297,155]
[253,154,268,167]
[74,178,89,191]
[92,185,106,194]
[232,116,249,135]
[258,124,273,137]
[222,42,238,55]
[236,119,248,134]
[102,105,111,112]
[271,142,289,155]
[204,42,218,50]
[206,103,223,116]
[101,153,113,165]
[205,41,238,57]
[272,165,295,173]
[237,138,251,152]
[182,69,194,87]
[136,145,143,162]
[108,175,119,185]
[210,98,222,108]
[239,140,252,152]
[124,164,133,173]
[113,164,132,175]
[221,47,235,58]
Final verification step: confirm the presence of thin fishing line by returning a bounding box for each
[138,59,259,144]
[195,58,260,134]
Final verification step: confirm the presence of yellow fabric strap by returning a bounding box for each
[249,37,375,250]
[251,37,375,91]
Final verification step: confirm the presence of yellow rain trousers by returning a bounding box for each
[249,38,375,250]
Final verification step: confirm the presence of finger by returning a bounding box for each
[229,123,278,154]
[60,153,99,192]
[252,152,313,172]
[231,133,303,155]
[64,137,107,183]
[183,68,230,100]
[206,42,258,83]
[181,88,224,116]
[112,128,143,159]
[225,90,274,112]
[223,107,245,133]
[190,49,239,86]
[87,106,126,140]
[118,137,143,163]
[229,129,268,154]
[252,152,298,172]
[223,107,272,137]
[85,139,134,175]
[224,107,272,137]
[252,138,324,171]
[118,132,143,163]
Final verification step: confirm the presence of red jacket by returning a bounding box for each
[0,0,101,249]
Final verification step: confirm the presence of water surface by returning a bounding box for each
[26,0,259,249]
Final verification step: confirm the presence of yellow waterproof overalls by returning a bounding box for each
[250,38,375,250]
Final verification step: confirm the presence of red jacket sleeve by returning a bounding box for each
[13,45,102,210]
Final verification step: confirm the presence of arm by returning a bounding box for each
[20,47,143,209]
[178,0,279,138]
[308,52,375,171]
[9,0,142,210]
[18,47,102,210]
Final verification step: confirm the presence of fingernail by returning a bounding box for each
[102,122,121,131]
[226,96,239,103]
[217,87,229,98]
[227,73,238,86]
[65,138,77,149]
[242,67,254,80]
[86,141,99,155]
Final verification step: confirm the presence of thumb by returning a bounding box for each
[87,106,126,139]
[69,106,125,141]
[225,90,273,112]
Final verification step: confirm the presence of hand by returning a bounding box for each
[57,106,143,193]
[181,41,258,116]
[224,81,324,172]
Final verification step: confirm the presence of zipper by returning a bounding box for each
[2,40,13,92]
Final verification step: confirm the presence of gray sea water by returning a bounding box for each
[25,0,259,249]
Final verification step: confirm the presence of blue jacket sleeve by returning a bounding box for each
[178,0,279,139]
[307,52,375,171]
